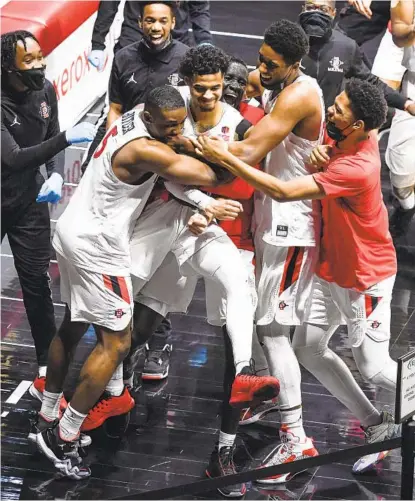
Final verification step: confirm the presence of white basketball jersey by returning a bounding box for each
[53,110,158,275]
[259,75,325,247]
[178,86,245,140]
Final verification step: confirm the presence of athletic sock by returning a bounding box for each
[218,431,236,451]
[40,390,62,421]
[59,404,87,441]
[105,363,124,397]
[38,366,47,378]
[280,406,307,442]
[123,374,134,388]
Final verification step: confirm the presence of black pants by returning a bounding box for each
[148,315,172,350]
[221,326,241,435]
[1,199,56,366]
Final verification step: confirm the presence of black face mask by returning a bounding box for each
[298,11,333,40]
[326,120,356,142]
[14,66,46,91]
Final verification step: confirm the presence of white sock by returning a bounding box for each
[235,361,250,375]
[105,363,124,396]
[40,390,62,421]
[59,404,87,441]
[123,374,134,388]
[38,366,47,378]
[280,407,307,442]
[218,431,236,451]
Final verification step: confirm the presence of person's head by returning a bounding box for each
[298,0,336,41]
[222,57,249,109]
[1,30,46,91]
[326,79,387,143]
[179,44,230,112]
[259,20,309,90]
[139,1,176,51]
[143,85,187,140]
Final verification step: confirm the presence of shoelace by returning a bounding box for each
[91,392,113,411]
[219,446,237,475]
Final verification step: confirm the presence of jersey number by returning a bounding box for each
[93,125,118,159]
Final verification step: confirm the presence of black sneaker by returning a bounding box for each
[206,445,246,498]
[389,205,415,238]
[36,420,91,479]
[142,344,172,381]
[28,414,92,448]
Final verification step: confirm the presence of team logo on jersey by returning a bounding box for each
[219,125,230,141]
[371,320,381,329]
[122,111,135,134]
[279,301,288,310]
[39,101,50,119]
[328,57,344,73]
[127,73,137,85]
[10,114,21,127]
[115,308,126,319]
[276,225,288,237]
[167,73,181,86]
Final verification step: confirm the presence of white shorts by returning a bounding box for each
[386,71,415,188]
[306,275,396,348]
[372,29,406,83]
[57,252,133,331]
[205,249,257,326]
[256,244,318,326]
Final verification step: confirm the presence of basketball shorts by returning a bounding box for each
[256,244,318,326]
[371,29,406,83]
[56,252,133,331]
[306,275,396,348]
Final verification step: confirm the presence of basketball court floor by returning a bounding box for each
[1,2,415,499]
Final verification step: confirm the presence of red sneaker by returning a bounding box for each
[29,376,68,412]
[230,367,280,407]
[81,387,135,432]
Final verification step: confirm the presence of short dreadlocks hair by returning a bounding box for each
[345,78,388,131]
[145,85,185,112]
[264,20,309,65]
[179,44,230,80]
[1,30,39,72]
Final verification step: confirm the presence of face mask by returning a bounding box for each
[14,66,46,91]
[326,120,356,142]
[298,11,333,40]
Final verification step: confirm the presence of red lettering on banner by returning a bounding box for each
[75,56,83,82]
[83,50,91,75]
[61,69,69,96]
[53,74,60,99]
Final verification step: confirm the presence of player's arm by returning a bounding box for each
[246,69,263,99]
[391,0,415,48]
[228,84,316,166]
[193,136,324,202]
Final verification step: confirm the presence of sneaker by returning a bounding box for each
[352,411,401,474]
[81,386,135,432]
[28,413,92,448]
[230,366,280,407]
[389,205,415,239]
[36,420,91,480]
[206,445,246,498]
[256,431,318,484]
[29,376,68,412]
[142,344,172,381]
[239,398,279,425]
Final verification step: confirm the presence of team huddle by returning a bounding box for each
[12,3,413,497]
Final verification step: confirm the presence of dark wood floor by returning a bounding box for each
[2,2,415,499]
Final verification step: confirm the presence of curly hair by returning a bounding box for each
[227,56,248,71]
[345,78,387,130]
[139,1,176,17]
[264,19,309,65]
[145,85,184,111]
[1,30,39,72]
[179,45,230,79]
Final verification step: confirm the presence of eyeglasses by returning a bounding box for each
[302,4,332,14]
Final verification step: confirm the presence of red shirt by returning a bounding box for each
[313,133,397,291]
[209,102,265,251]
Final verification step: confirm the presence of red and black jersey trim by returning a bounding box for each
[365,295,382,318]
[103,275,131,304]
[279,247,305,295]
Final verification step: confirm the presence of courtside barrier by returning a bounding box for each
[115,349,415,500]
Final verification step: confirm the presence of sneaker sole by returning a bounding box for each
[81,399,135,432]
[205,469,246,498]
[141,367,169,381]
[352,450,391,474]
[239,406,279,426]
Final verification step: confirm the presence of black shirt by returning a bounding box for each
[109,39,188,111]
[1,79,67,210]
[301,28,407,111]
[91,1,212,52]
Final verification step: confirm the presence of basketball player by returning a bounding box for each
[193,78,401,481]
[31,85,234,479]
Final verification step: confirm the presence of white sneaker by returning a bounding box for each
[256,430,318,484]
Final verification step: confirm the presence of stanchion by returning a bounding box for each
[401,419,415,500]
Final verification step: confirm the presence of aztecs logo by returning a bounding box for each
[115,309,126,319]
[370,320,381,329]
[219,125,230,141]
[279,301,288,310]
[167,73,182,86]
[39,101,50,119]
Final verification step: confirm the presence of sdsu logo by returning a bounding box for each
[115,309,126,319]
[371,320,381,329]
[220,126,230,141]
[279,301,288,310]
[328,56,344,73]
[167,73,181,86]
[39,102,50,119]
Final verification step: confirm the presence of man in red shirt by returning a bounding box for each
[193,78,401,480]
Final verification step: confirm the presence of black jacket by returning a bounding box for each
[1,79,67,209]
[301,28,407,111]
[91,0,212,52]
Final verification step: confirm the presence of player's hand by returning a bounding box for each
[191,135,229,164]
[166,135,196,154]
[88,50,106,72]
[309,145,332,170]
[36,173,63,204]
[204,198,243,221]
[348,0,373,19]
[187,212,210,235]
[404,100,415,116]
